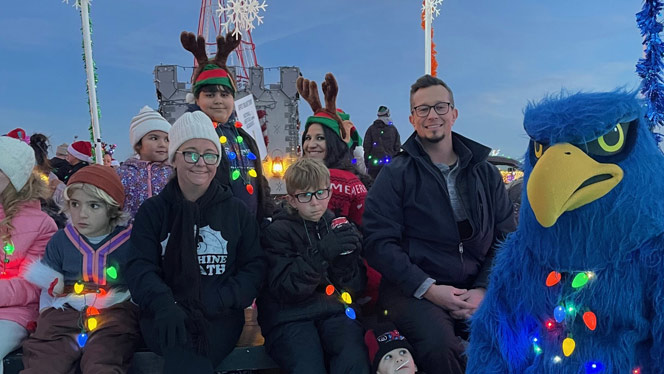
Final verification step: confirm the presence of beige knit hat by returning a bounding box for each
[0,136,36,191]
[168,111,222,166]
[129,106,172,148]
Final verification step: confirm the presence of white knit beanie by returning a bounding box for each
[168,111,222,166]
[0,136,36,191]
[129,106,172,148]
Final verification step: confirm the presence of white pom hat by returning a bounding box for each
[168,111,222,166]
[0,136,36,191]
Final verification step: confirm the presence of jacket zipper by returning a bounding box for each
[458,242,464,266]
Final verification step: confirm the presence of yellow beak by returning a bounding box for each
[527,143,623,227]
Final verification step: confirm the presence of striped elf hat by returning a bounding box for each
[181,31,241,97]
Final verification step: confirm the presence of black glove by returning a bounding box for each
[154,302,188,350]
[318,226,361,261]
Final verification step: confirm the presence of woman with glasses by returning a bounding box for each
[125,112,266,374]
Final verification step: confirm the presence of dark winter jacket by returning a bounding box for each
[363,120,401,163]
[257,209,366,333]
[363,132,515,296]
[62,161,89,184]
[49,157,71,183]
[125,179,266,319]
[186,105,274,223]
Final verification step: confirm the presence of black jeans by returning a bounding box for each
[264,312,370,374]
[379,282,467,374]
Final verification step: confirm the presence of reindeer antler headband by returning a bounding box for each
[180,31,242,96]
[297,73,351,143]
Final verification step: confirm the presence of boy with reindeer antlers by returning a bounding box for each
[180,31,273,226]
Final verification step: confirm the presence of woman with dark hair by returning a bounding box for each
[298,74,371,226]
[29,134,68,228]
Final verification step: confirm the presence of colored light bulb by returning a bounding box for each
[545,271,562,287]
[74,283,84,294]
[552,356,562,363]
[78,333,88,347]
[584,361,605,374]
[106,266,117,280]
[545,319,556,330]
[235,121,242,128]
[351,158,357,164]
[373,159,379,165]
[533,343,542,355]
[228,151,237,160]
[380,130,384,134]
[583,311,597,331]
[87,317,98,331]
[3,242,14,255]
[246,184,254,195]
[572,272,590,288]
[562,337,575,357]
[98,288,107,296]
[247,152,257,160]
[248,169,257,178]
[554,306,566,323]
[219,136,227,144]
[341,292,352,304]
[86,306,100,317]
[345,307,356,320]
[383,309,388,316]
[633,367,641,374]
[232,170,241,180]
[325,285,335,296]
[566,304,576,315]
[368,155,373,159]
[237,136,244,143]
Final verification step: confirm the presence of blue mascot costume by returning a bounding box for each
[466,90,664,373]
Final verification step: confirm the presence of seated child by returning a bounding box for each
[257,158,370,374]
[365,326,422,374]
[22,165,139,374]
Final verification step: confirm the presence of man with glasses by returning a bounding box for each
[363,75,515,374]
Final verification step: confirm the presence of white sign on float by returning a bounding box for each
[235,94,268,161]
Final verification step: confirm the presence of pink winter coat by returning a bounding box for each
[0,200,57,329]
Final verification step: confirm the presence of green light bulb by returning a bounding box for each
[106,266,118,280]
[232,169,241,180]
[3,242,14,255]
[571,272,589,288]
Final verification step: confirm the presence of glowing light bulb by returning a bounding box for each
[373,159,379,165]
[341,292,352,304]
[325,285,335,296]
[533,344,542,355]
[98,288,107,296]
[633,368,641,374]
[246,184,254,195]
[74,283,84,294]
[248,169,257,178]
[86,306,100,317]
[585,361,605,373]
[383,309,388,316]
[562,337,575,357]
[545,271,562,287]
[552,356,562,363]
[236,136,244,143]
[228,152,237,160]
[247,152,257,161]
[77,333,88,347]
[368,155,373,159]
[532,337,538,343]
[554,306,566,323]
[583,311,597,331]
[87,317,98,331]
[219,136,227,144]
[545,319,556,330]
[566,304,576,315]
[234,121,242,128]
[572,272,590,288]
[345,307,356,320]
[106,266,117,280]
[3,242,14,255]
[232,170,241,181]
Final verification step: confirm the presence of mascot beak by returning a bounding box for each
[527,143,623,227]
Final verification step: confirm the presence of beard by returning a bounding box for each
[421,133,445,144]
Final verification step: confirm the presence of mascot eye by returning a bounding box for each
[584,122,632,157]
[534,142,544,159]
[597,124,625,152]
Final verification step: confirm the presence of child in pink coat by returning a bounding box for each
[0,137,57,373]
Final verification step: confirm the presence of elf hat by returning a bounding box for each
[129,106,172,148]
[0,136,36,191]
[67,164,125,209]
[68,141,93,163]
[365,326,414,373]
[337,108,363,148]
[181,31,241,98]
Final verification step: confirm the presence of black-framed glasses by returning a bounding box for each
[291,188,331,203]
[411,102,453,117]
[176,151,219,165]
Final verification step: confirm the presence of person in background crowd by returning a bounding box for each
[63,141,92,184]
[50,143,72,183]
[364,106,402,179]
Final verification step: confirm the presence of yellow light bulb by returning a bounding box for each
[341,292,352,304]
[88,317,98,331]
[74,283,84,294]
[562,337,575,357]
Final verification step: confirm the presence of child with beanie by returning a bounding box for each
[0,137,57,374]
[365,326,422,374]
[21,165,140,374]
[125,111,265,374]
[116,105,173,220]
[257,157,369,374]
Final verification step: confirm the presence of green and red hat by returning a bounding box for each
[304,109,363,148]
[337,109,363,148]
[192,64,236,96]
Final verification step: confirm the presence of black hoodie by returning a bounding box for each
[257,209,366,334]
[126,179,266,319]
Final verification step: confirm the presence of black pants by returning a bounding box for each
[265,313,370,374]
[379,282,467,374]
[140,309,244,374]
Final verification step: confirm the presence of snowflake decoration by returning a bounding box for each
[217,0,268,39]
[422,0,444,19]
[62,0,90,9]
